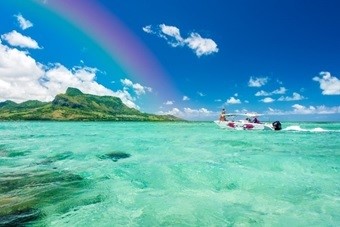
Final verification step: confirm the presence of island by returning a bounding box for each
[0,88,182,121]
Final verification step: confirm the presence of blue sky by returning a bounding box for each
[0,0,339,121]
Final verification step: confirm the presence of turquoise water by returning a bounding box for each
[0,121,339,226]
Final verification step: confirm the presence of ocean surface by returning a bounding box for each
[0,121,339,226]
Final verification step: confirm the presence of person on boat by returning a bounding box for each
[253,117,260,123]
[219,108,227,121]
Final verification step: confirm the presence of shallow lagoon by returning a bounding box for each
[0,121,339,226]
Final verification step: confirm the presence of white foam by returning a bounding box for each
[283,125,330,132]
[310,127,327,132]
[283,125,306,131]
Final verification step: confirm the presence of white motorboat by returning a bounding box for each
[214,113,282,130]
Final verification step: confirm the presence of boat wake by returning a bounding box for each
[283,125,338,132]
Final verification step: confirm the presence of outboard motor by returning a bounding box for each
[272,121,282,131]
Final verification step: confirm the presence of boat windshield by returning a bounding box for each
[225,114,261,123]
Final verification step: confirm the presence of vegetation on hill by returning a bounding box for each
[0,88,182,121]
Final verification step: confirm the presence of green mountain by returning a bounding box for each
[0,88,182,121]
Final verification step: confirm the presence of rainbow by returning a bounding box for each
[34,0,177,106]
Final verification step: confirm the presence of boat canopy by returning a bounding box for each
[226,113,262,118]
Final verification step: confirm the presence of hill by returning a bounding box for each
[0,88,182,121]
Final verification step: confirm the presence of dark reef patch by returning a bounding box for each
[0,146,31,158]
[0,208,42,226]
[226,182,239,190]
[0,170,84,194]
[36,151,74,165]
[98,151,131,162]
[7,150,31,157]
[0,168,89,226]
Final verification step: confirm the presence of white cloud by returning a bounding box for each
[255,87,287,96]
[133,83,151,95]
[235,108,249,114]
[185,107,210,114]
[160,24,181,38]
[143,24,218,57]
[291,104,340,114]
[159,107,182,116]
[0,42,140,109]
[292,104,306,111]
[272,87,287,95]
[120,78,152,96]
[159,24,183,47]
[255,90,271,96]
[226,97,241,104]
[197,92,205,97]
[265,104,340,115]
[1,30,40,49]
[278,92,305,101]
[265,107,285,115]
[158,107,214,120]
[142,25,153,34]
[260,97,275,103]
[313,71,340,95]
[184,33,218,57]
[15,14,33,30]
[0,41,43,82]
[164,100,174,105]
[248,76,268,87]
[183,96,190,101]
[121,78,133,87]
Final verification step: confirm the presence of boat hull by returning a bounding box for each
[214,120,274,130]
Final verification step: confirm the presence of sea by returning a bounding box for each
[0,121,339,226]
